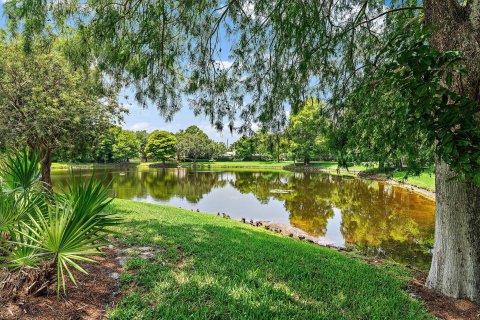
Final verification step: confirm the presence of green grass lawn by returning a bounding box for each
[105,199,431,319]
[176,160,293,167]
[388,168,435,192]
[52,162,141,168]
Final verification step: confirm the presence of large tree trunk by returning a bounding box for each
[424,0,480,301]
[40,147,52,188]
[426,160,480,301]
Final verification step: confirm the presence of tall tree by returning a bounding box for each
[175,126,214,162]
[95,126,122,163]
[135,130,150,162]
[112,130,139,162]
[0,33,123,185]
[231,135,259,160]
[145,130,177,164]
[6,0,480,301]
[286,100,329,164]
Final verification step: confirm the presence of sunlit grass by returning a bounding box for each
[390,168,435,192]
[106,199,431,319]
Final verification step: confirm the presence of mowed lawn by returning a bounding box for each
[106,199,431,319]
[390,168,436,192]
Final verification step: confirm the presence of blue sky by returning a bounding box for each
[0,3,242,144]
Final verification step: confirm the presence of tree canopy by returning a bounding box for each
[145,130,177,164]
[5,0,480,302]
[287,100,329,164]
[0,32,123,184]
[176,126,215,161]
[112,130,140,162]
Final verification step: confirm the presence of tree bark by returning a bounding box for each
[378,160,385,173]
[423,0,480,301]
[40,147,52,188]
[426,160,480,301]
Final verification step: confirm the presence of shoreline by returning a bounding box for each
[53,162,435,201]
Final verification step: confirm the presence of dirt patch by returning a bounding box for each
[0,247,122,320]
[410,272,480,320]
[176,246,186,268]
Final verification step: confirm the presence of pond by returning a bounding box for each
[52,167,435,269]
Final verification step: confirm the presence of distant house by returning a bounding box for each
[222,151,236,158]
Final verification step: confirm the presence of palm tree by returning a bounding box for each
[0,149,120,296]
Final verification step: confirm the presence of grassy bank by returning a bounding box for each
[106,199,430,319]
[389,168,435,192]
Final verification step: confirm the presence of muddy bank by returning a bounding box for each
[238,217,347,251]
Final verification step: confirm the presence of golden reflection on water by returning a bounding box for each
[52,168,435,268]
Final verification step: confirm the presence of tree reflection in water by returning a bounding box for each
[52,168,435,268]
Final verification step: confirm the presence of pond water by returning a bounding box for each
[52,167,435,268]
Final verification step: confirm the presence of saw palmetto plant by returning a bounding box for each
[0,149,119,296]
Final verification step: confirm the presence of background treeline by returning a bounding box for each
[51,125,228,164]
[50,98,433,170]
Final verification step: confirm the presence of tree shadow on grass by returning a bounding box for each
[109,217,430,320]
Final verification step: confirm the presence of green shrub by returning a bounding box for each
[0,149,119,296]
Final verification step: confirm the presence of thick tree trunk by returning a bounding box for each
[40,147,52,188]
[426,160,480,301]
[423,0,480,301]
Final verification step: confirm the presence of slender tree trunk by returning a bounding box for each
[424,0,480,301]
[378,160,385,173]
[40,147,52,188]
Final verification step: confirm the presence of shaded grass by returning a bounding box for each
[106,199,431,319]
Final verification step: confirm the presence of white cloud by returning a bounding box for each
[242,1,255,19]
[129,122,152,131]
[214,60,234,70]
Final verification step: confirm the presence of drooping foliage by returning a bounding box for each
[1,0,452,175]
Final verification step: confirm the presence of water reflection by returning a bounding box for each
[52,168,435,268]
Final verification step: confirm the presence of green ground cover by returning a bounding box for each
[106,199,431,319]
[52,162,141,168]
[389,168,435,192]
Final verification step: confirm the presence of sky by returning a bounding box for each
[0,3,242,144]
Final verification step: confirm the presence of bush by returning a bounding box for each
[0,149,119,296]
